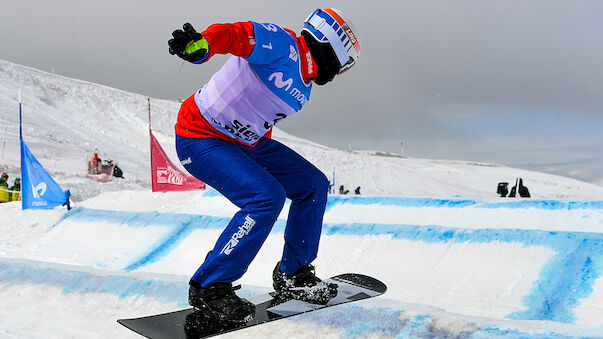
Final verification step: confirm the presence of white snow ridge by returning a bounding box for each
[1,59,602,338]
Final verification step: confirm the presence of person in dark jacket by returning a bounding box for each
[0,173,9,203]
[509,178,530,198]
[497,182,509,197]
[9,178,21,201]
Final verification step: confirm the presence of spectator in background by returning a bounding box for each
[497,182,509,197]
[92,153,100,166]
[339,185,349,195]
[509,178,531,198]
[10,178,21,201]
[89,153,101,174]
[354,186,361,195]
[0,173,10,203]
[113,164,124,178]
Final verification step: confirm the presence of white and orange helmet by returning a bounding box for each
[302,8,360,74]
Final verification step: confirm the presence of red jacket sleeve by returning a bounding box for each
[201,22,255,62]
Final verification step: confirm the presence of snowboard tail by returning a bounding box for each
[118,273,386,339]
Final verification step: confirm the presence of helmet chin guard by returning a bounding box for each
[302,8,360,74]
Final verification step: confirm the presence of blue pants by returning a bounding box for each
[176,135,329,287]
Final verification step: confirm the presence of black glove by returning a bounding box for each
[168,23,209,64]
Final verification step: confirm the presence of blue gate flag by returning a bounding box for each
[20,140,71,210]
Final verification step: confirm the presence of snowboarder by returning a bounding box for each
[168,8,360,323]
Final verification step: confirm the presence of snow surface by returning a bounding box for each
[1,59,603,338]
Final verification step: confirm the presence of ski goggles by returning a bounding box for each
[338,57,356,75]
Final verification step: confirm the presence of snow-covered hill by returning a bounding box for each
[1,58,602,200]
[1,59,603,338]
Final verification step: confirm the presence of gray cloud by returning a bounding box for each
[1,0,602,183]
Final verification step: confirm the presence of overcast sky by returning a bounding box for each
[1,0,602,185]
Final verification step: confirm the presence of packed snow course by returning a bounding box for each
[1,190,602,338]
[2,59,603,338]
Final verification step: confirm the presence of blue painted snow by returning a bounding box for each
[294,305,409,337]
[59,207,289,273]
[50,195,603,324]
[321,224,603,324]
[323,195,603,211]
[0,259,190,307]
[0,258,587,338]
[285,304,585,338]
[507,237,603,323]
[123,219,198,272]
[199,189,603,211]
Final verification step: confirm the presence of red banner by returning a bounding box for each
[150,131,205,192]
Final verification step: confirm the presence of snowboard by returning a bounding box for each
[117,273,386,339]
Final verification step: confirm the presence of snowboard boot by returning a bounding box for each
[188,280,255,324]
[272,261,338,305]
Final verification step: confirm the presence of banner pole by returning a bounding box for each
[148,98,153,192]
[148,98,152,133]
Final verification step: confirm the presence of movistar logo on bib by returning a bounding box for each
[269,72,293,91]
[268,72,309,106]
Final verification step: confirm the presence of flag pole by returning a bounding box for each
[19,89,23,140]
[18,89,23,210]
